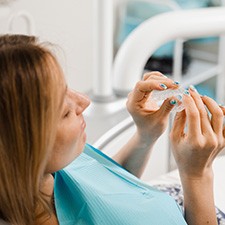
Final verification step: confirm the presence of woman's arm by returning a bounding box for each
[180,173,217,225]
[113,71,179,177]
[170,87,225,225]
[112,130,157,178]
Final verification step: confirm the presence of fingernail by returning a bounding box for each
[189,85,197,92]
[170,99,177,105]
[183,90,190,95]
[162,74,168,78]
[160,83,167,90]
[173,81,180,85]
[219,103,225,108]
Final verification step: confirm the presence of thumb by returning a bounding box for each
[156,97,177,118]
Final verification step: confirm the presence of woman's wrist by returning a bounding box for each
[134,129,158,149]
[179,167,214,188]
[179,168,217,225]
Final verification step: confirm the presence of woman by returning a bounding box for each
[0,34,224,225]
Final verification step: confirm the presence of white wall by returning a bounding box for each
[0,0,127,93]
[1,0,93,92]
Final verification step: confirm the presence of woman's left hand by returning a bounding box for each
[170,88,225,178]
[169,87,225,225]
[126,71,179,143]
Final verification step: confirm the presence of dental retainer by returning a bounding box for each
[151,87,186,112]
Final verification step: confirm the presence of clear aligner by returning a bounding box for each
[151,87,186,112]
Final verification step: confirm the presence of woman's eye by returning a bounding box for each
[63,109,72,118]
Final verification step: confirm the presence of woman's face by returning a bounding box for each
[45,89,90,173]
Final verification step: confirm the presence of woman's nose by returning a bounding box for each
[71,90,91,114]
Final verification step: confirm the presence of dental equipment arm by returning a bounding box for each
[113,7,225,97]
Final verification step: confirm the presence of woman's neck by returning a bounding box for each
[41,174,55,199]
[36,174,59,225]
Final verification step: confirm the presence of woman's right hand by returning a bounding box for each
[170,87,225,179]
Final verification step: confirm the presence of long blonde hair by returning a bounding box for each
[0,34,65,224]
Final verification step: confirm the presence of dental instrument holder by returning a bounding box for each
[150,87,186,113]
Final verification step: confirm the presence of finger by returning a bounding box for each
[170,110,186,140]
[189,87,212,135]
[201,96,224,135]
[218,105,225,138]
[131,80,168,102]
[155,97,179,119]
[182,91,202,137]
[143,71,167,80]
[143,72,180,89]
[133,78,180,102]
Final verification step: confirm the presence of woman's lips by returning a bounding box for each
[81,117,86,130]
